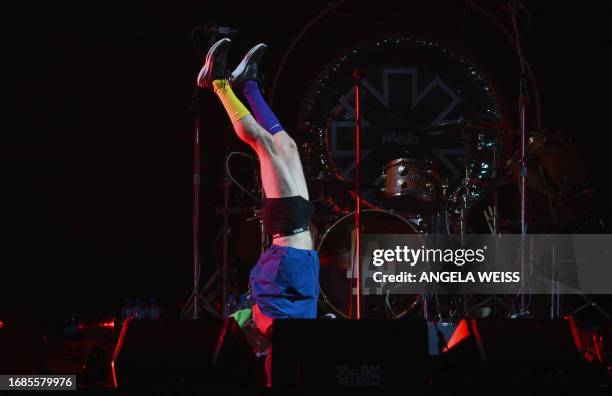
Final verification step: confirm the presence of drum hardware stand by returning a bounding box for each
[193,148,255,318]
[248,207,266,255]
[422,294,429,321]
[244,163,266,254]
[440,185,451,236]
[550,244,560,319]
[561,243,611,323]
[198,149,241,317]
[459,163,469,315]
[487,136,500,237]
[458,127,472,246]
[180,124,239,321]
[459,208,466,246]
[571,294,611,322]
[466,295,513,318]
[574,217,608,233]
[483,206,498,236]
[474,199,514,318]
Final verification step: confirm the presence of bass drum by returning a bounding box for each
[318,209,421,319]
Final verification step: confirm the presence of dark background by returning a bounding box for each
[2,1,611,325]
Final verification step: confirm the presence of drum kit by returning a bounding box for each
[211,121,595,321]
[308,120,595,320]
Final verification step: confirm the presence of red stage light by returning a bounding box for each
[111,317,132,388]
[0,320,4,329]
[111,361,117,388]
[444,318,471,352]
[100,320,115,329]
[76,318,116,332]
[564,315,583,352]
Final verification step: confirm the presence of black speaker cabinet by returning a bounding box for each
[444,318,579,363]
[272,319,428,391]
[440,318,600,392]
[0,319,40,374]
[111,318,256,391]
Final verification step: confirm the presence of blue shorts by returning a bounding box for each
[249,244,320,319]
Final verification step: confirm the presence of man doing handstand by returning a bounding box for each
[197,38,319,386]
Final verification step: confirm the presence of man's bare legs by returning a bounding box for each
[235,119,308,198]
[233,115,312,249]
[200,42,312,248]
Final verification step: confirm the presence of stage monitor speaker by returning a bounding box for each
[272,319,428,391]
[111,318,256,391]
[0,319,40,374]
[444,318,580,363]
[440,318,598,391]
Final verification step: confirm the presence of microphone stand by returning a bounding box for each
[507,1,530,315]
[220,149,230,317]
[185,31,219,320]
[191,91,202,319]
[353,68,362,319]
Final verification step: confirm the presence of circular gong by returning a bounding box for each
[299,36,506,210]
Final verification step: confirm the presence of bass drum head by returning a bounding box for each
[318,209,421,319]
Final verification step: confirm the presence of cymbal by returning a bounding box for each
[424,119,510,136]
[309,173,353,185]
[215,206,262,216]
[307,173,376,190]
[460,176,515,188]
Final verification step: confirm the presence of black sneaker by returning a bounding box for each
[230,43,267,91]
[197,38,231,89]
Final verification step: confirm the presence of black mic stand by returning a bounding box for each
[506,0,531,317]
[182,31,219,320]
[188,88,202,319]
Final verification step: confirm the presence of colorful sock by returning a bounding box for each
[213,80,250,124]
[242,80,284,135]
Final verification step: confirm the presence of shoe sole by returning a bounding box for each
[197,38,231,88]
[231,43,267,81]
